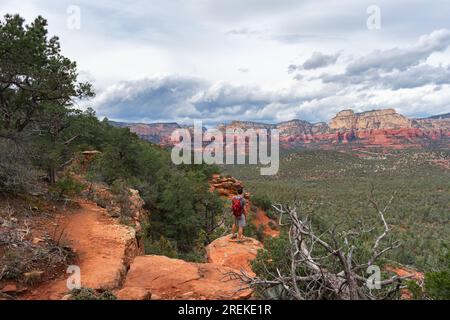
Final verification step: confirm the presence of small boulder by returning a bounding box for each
[115,287,152,300]
[1,284,17,294]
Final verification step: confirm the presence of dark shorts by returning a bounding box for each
[234,214,246,228]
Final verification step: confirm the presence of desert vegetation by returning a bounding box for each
[224,149,450,299]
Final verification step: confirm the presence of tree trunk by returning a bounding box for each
[48,168,56,185]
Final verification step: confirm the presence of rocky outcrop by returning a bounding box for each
[22,175,263,300]
[115,235,263,300]
[209,174,248,199]
[227,109,450,149]
[329,109,412,130]
[206,236,263,275]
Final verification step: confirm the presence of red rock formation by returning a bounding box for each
[115,235,263,300]
[206,236,263,275]
[209,174,246,198]
[111,109,450,150]
[330,109,412,130]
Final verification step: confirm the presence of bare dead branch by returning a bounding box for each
[232,194,407,300]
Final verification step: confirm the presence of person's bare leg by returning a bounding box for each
[231,223,237,238]
[238,226,244,240]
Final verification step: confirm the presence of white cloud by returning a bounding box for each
[2,1,450,123]
[93,27,450,125]
[289,52,341,71]
[346,29,450,74]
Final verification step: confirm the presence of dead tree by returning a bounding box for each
[230,192,410,300]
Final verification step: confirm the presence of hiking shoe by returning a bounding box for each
[231,234,237,239]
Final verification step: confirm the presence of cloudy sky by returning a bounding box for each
[2,0,450,124]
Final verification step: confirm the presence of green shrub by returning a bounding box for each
[144,236,179,259]
[255,224,266,242]
[50,175,85,199]
[423,248,450,299]
[0,139,38,193]
[178,250,205,263]
[0,250,25,280]
[251,194,272,211]
[251,232,291,279]
[425,271,450,299]
[405,280,424,300]
[70,288,117,300]
[111,179,134,222]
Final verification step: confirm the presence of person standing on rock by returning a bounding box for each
[231,187,247,241]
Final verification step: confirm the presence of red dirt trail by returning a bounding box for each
[22,200,137,300]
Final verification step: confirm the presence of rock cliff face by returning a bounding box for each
[329,109,412,130]
[111,109,450,149]
[415,113,450,130]
[218,120,274,131]
[110,122,181,144]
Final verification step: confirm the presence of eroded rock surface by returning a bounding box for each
[116,235,263,300]
[329,109,412,130]
[206,235,263,275]
[23,200,141,300]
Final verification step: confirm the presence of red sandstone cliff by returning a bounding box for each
[111,109,450,149]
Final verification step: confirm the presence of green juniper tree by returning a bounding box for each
[0,14,94,187]
[0,14,93,138]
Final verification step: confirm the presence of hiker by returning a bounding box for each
[231,187,247,240]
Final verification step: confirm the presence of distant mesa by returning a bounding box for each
[422,112,450,120]
[329,108,412,130]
